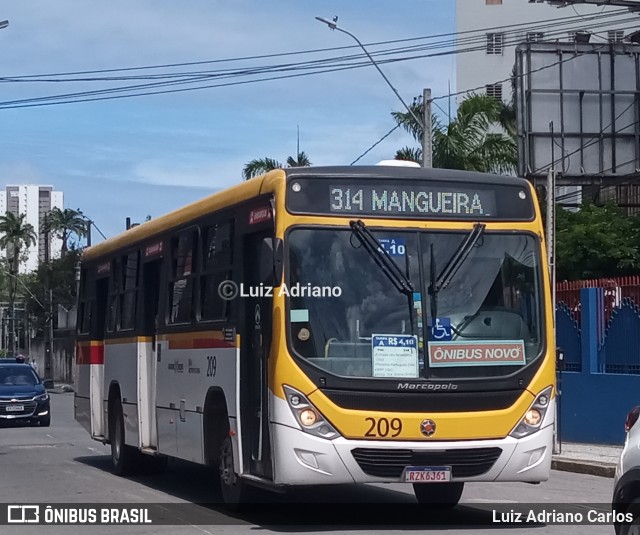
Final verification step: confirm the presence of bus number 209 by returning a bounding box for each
[206,355,217,378]
[364,417,402,438]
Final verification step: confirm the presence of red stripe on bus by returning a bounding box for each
[76,344,104,365]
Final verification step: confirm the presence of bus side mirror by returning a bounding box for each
[260,237,283,288]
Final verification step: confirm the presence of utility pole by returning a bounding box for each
[423,88,432,168]
[43,222,52,379]
[47,288,53,380]
[86,219,92,247]
[8,264,16,356]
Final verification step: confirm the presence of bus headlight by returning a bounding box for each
[510,386,553,439]
[283,385,340,440]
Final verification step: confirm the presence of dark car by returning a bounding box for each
[0,362,50,426]
[613,406,640,534]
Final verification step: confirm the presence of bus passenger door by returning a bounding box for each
[90,278,108,439]
[241,230,274,479]
[138,259,162,450]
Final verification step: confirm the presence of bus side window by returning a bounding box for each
[77,268,93,336]
[106,258,121,332]
[93,277,109,340]
[168,230,198,324]
[120,252,139,330]
[200,221,234,322]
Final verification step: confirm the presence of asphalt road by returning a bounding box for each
[0,392,618,534]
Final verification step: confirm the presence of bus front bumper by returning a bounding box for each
[271,421,553,486]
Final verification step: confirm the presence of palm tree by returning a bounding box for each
[0,212,37,354]
[43,207,87,255]
[243,151,312,181]
[242,157,284,181]
[286,151,311,168]
[392,93,517,174]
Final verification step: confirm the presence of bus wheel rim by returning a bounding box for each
[114,417,121,461]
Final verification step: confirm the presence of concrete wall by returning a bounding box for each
[30,331,74,384]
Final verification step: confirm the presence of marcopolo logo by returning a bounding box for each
[217,281,342,300]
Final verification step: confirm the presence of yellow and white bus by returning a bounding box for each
[75,165,555,506]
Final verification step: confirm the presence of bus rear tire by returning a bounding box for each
[110,400,135,476]
[413,482,464,508]
[219,436,251,509]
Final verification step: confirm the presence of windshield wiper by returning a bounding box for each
[349,220,413,295]
[428,222,486,319]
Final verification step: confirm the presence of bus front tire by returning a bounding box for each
[219,436,250,509]
[110,401,135,476]
[413,482,464,508]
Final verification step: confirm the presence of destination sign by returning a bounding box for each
[329,185,496,217]
[286,178,534,221]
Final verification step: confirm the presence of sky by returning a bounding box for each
[0,1,456,241]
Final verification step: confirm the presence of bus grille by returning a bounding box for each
[351,447,502,478]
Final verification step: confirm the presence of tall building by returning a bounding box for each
[455,0,630,206]
[0,185,63,273]
[456,0,630,105]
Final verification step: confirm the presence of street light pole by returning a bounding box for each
[315,16,425,134]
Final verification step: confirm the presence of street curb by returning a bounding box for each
[47,385,74,395]
[552,458,616,478]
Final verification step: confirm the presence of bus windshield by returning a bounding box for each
[287,227,543,380]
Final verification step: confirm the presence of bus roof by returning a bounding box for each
[83,166,529,262]
[83,169,285,262]
[284,165,529,187]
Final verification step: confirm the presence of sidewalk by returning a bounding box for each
[552,442,623,478]
[47,382,74,394]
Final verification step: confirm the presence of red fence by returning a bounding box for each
[557,276,640,324]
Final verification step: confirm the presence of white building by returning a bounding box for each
[456,0,630,207]
[0,185,64,273]
[456,0,630,105]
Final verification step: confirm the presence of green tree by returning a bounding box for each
[24,248,83,335]
[556,203,640,280]
[243,151,311,181]
[0,212,37,354]
[44,207,87,255]
[392,93,517,174]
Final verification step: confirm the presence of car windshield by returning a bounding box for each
[0,366,39,387]
[287,228,543,380]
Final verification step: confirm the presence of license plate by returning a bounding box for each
[6,405,24,412]
[404,466,451,483]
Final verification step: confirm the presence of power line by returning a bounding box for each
[0,12,633,110]
[350,124,401,165]
[0,8,627,81]
[2,19,638,111]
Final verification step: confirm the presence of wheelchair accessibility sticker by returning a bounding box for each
[429,318,452,341]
